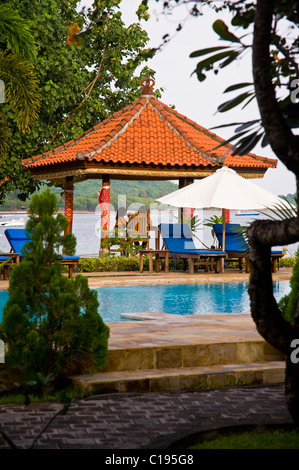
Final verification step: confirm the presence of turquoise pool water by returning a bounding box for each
[0,280,291,323]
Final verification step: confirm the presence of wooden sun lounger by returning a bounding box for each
[4,229,79,278]
[0,253,20,280]
[158,223,227,274]
[213,223,284,273]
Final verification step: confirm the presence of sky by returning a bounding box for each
[81,0,297,196]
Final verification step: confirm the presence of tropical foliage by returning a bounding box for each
[279,248,299,325]
[0,0,157,202]
[0,4,41,191]
[204,215,223,246]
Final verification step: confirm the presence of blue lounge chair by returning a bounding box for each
[5,228,80,278]
[213,223,284,273]
[159,223,226,273]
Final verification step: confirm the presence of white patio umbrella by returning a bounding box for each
[157,166,289,251]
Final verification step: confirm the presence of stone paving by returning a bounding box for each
[0,266,292,291]
[0,384,293,449]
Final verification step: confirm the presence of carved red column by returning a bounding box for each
[64,176,74,236]
[98,175,110,256]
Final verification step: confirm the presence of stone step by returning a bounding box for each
[72,361,285,395]
[102,341,285,373]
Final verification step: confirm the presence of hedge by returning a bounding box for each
[279,257,295,268]
[76,256,141,273]
[68,255,295,274]
[74,256,183,273]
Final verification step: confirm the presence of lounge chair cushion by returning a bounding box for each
[213,223,283,255]
[5,228,79,260]
[159,223,226,255]
[5,228,30,255]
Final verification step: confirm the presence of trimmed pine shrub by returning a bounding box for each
[0,189,109,384]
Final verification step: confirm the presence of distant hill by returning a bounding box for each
[279,193,297,206]
[2,180,294,213]
[0,179,178,212]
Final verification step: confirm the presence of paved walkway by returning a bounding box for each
[0,384,293,449]
[0,266,293,290]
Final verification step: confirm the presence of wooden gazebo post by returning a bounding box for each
[64,176,74,236]
[98,174,110,257]
[178,177,194,223]
[184,177,194,221]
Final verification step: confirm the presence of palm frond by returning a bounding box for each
[0,113,11,160]
[0,51,41,132]
[259,198,297,221]
[0,4,37,61]
[232,224,250,252]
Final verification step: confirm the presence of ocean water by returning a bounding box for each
[0,209,297,257]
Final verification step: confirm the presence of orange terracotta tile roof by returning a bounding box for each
[22,79,277,172]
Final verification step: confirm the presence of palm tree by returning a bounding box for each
[0,4,41,160]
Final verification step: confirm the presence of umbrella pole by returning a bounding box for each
[221,208,227,273]
[222,208,226,251]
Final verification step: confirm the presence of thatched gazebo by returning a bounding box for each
[22,78,277,253]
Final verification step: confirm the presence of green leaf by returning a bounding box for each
[196,50,238,69]
[0,51,41,131]
[0,4,37,61]
[189,46,229,58]
[219,51,240,68]
[261,133,269,148]
[193,50,239,81]
[213,19,241,43]
[232,132,263,156]
[210,122,252,130]
[212,129,253,150]
[235,120,260,132]
[224,82,253,93]
[241,94,256,109]
[218,92,253,113]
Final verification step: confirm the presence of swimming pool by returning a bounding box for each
[0,280,291,323]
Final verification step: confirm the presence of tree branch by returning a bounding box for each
[248,217,299,247]
[247,220,295,354]
[64,45,107,127]
[49,13,110,145]
[247,0,299,356]
[0,175,10,187]
[252,0,299,173]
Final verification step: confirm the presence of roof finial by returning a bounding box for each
[141,77,155,96]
